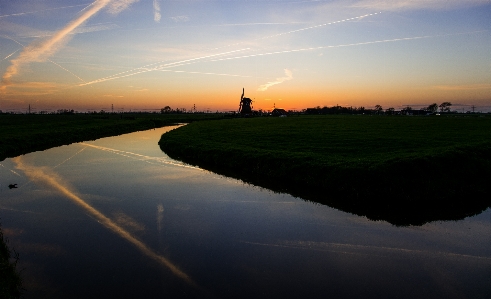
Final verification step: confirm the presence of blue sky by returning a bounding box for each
[1,0,490,112]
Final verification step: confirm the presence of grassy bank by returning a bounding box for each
[0,113,223,161]
[159,115,491,225]
[0,224,22,299]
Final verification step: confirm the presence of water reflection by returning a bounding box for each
[12,155,196,287]
[0,127,490,298]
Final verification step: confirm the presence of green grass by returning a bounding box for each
[0,113,223,161]
[159,115,491,225]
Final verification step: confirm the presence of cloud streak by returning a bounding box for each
[153,0,161,22]
[1,0,136,92]
[350,0,490,11]
[108,0,140,14]
[78,48,250,86]
[209,31,485,63]
[432,84,491,91]
[0,4,92,19]
[13,156,196,286]
[258,69,293,91]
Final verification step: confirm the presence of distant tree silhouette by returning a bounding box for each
[374,105,383,114]
[439,102,452,112]
[385,107,395,115]
[426,103,438,113]
[161,106,171,114]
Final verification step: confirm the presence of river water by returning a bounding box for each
[1,127,490,298]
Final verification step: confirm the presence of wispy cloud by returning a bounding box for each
[78,48,250,86]
[15,23,120,38]
[108,0,140,14]
[210,31,484,63]
[103,94,124,98]
[2,81,62,96]
[1,0,136,92]
[258,69,293,91]
[153,0,161,23]
[171,15,189,23]
[350,0,490,11]
[0,4,92,19]
[432,84,491,91]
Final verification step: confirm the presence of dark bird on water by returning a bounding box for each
[8,184,18,189]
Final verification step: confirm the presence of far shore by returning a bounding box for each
[0,113,223,162]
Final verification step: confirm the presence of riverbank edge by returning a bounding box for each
[0,115,224,162]
[159,126,491,226]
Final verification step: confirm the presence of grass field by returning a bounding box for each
[159,115,491,225]
[0,113,223,161]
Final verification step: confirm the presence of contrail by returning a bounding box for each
[1,36,86,84]
[1,0,117,91]
[158,69,253,78]
[48,59,86,83]
[209,12,381,51]
[78,13,380,86]
[13,156,197,286]
[208,31,486,63]
[78,48,250,86]
[0,4,92,19]
[257,12,381,41]
[1,49,20,61]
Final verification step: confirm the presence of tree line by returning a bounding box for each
[305,102,453,115]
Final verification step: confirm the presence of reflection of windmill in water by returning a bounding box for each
[238,88,253,115]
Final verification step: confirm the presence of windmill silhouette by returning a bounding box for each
[238,88,253,115]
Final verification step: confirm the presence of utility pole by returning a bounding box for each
[472,105,476,113]
[112,104,114,113]
[28,104,31,114]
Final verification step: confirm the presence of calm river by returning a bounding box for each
[1,126,490,298]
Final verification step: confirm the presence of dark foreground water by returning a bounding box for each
[1,127,490,299]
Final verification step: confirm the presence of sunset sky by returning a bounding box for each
[1,0,490,113]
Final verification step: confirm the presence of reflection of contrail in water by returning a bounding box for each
[79,143,202,170]
[53,147,87,168]
[157,204,164,233]
[13,156,196,286]
[0,163,22,177]
[241,240,491,262]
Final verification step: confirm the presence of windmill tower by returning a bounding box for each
[238,88,253,115]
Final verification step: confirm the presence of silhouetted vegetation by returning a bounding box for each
[0,223,23,299]
[0,113,223,161]
[159,115,491,226]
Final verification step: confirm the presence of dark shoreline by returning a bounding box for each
[159,116,491,226]
[0,113,223,162]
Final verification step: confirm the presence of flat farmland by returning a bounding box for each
[159,115,491,225]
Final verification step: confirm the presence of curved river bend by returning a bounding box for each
[1,127,490,298]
